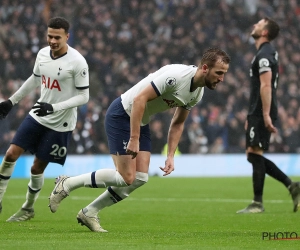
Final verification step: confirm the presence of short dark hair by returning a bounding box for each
[264,17,280,41]
[200,47,231,68]
[47,17,70,33]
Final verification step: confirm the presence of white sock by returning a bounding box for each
[64,169,128,193]
[0,160,16,201]
[22,173,44,209]
[84,172,148,217]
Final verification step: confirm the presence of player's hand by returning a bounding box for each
[159,157,175,176]
[32,102,54,116]
[0,100,13,120]
[126,138,139,159]
[263,114,277,133]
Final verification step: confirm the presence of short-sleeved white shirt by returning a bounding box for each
[121,64,204,125]
[29,45,89,132]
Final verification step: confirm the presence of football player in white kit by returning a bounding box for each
[49,47,230,232]
[0,17,89,221]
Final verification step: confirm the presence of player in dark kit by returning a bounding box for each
[237,17,300,214]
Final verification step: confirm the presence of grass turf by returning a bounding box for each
[0,177,299,250]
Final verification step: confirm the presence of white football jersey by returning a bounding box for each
[29,45,89,132]
[121,64,204,125]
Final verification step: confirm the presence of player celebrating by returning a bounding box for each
[49,47,230,232]
[0,17,89,221]
[237,17,300,214]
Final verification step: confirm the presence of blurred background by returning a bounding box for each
[1,0,300,156]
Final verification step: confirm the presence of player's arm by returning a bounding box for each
[53,59,89,111]
[52,88,89,111]
[10,74,40,105]
[0,74,40,119]
[126,83,158,159]
[32,88,89,117]
[159,107,190,176]
[260,71,276,133]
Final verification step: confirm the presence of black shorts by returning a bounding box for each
[245,115,275,151]
[105,97,151,155]
[12,115,72,165]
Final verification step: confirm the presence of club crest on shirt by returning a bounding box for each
[80,68,88,78]
[165,77,176,86]
[123,140,128,150]
[259,58,269,68]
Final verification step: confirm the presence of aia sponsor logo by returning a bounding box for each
[42,75,61,91]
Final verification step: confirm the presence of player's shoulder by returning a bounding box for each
[36,46,50,57]
[160,64,197,87]
[166,64,197,70]
[258,42,275,55]
[39,46,50,52]
[67,46,86,61]
[162,64,197,74]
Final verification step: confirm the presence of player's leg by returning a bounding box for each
[237,116,266,214]
[74,152,139,232]
[49,96,133,211]
[76,117,151,216]
[83,151,150,215]
[288,181,300,212]
[48,163,131,213]
[264,157,292,187]
[50,97,150,231]
[0,116,39,215]
[0,144,23,213]
[236,148,266,214]
[75,152,149,232]
[248,150,265,204]
[6,157,48,222]
[25,158,48,209]
[48,153,136,232]
[263,153,300,212]
[7,119,69,221]
[75,122,151,232]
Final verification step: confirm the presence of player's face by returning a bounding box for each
[204,61,229,90]
[251,19,267,39]
[47,28,69,55]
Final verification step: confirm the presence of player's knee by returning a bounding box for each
[128,172,148,188]
[124,175,135,185]
[247,153,255,163]
[117,171,135,185]
[31,165,44,175]
[247,152,263,164]
[120,171,148,187]
[125,172,148,193]
[247,155,252,163]
[135,171,148,185]
[5,146,21,162]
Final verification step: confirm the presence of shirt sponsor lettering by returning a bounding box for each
[42,75,61,91]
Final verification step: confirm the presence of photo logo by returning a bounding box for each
[262,232,300,240]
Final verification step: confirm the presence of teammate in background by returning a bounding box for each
[237,17,300,214]
[49,47,230,232]
[0,17,89,221]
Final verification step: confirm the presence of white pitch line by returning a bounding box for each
[5,195,292,204]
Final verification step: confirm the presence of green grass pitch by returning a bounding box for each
[0,177,299,250]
